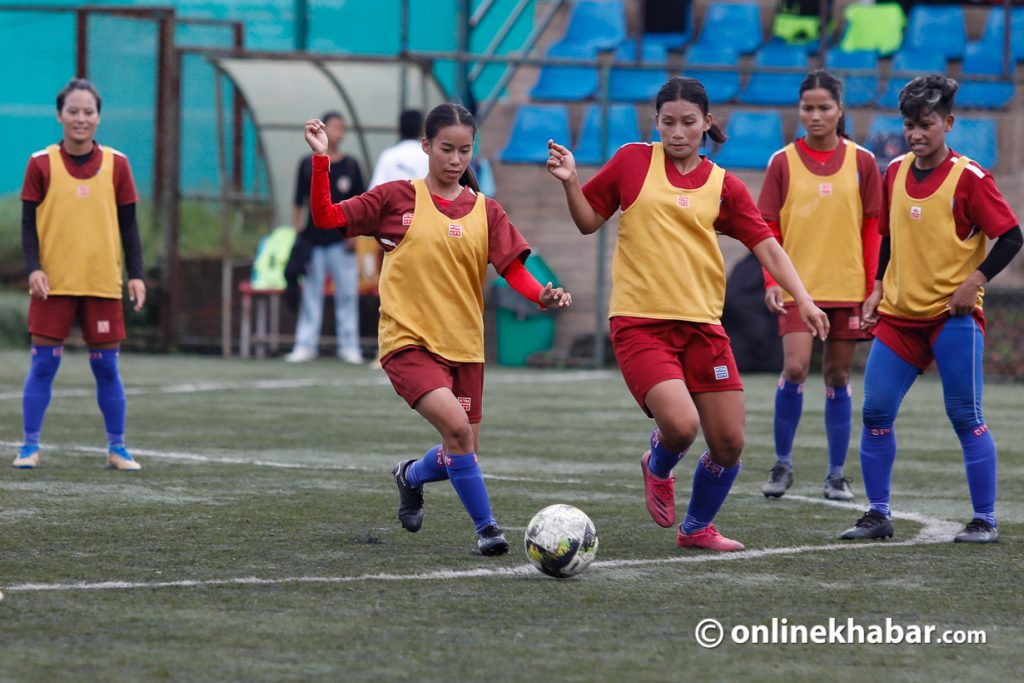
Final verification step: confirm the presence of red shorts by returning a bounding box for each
[872,311,986,372]
[28,295,126,344]
[381,345,485,423]
[778,302,871,340]
[610,316,743,417]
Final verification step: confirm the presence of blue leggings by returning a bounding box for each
[861,315,996,519]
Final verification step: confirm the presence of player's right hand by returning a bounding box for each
[304,119,329,155]
[547,140,577,183]
[860,288,883,330]
[28,270,49,300]
[764,286,785,314]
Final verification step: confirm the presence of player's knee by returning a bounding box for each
[862,400,895,429]
[824,368,850,389]
[442,421,475,453]
[945,401,982,434]
[782,361,809,384]
[658,420,699,452]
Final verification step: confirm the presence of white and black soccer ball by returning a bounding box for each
[524,504,598,579]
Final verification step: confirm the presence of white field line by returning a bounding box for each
[0,370,614,401]
[1,494,960,595]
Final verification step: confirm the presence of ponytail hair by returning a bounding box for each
[899,74,958,120]
[799,69,847,139]
[424,102,481,192]
[655,76,727,145]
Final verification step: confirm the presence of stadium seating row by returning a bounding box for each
[557,1,1024,60]
[499,104,998,171]
[532,40,1014,110]
[532,3,1019,108]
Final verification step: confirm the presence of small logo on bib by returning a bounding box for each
[819,182,832,197]
[77,185,90,198]
[676,195,690,208]
[910,206,922,220]
[402,213,414,226]
[448,223,463,238]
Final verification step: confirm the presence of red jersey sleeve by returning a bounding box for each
[956,162,1018,239]
[502,258,544,306]
[757,149,789,223]
[761,220,783,289]
[580,147,626,219]
[856,147,882,218]
[716,172,774,250]
[485,196,531,274]
[878,157,901,237]
[20,154,47,203]
[861,216,881,294]
[310,154,350,230]
[112,152,139,205]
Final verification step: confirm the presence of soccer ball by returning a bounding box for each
[524,504,598,579]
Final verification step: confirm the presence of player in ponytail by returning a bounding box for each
[302,102,572,556]
[547,76,827,552]
[757,69,883,502]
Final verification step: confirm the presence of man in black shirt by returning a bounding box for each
[285,111,366,363]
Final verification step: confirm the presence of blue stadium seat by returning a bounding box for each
[712,110,784,169]
[948,117,998,170]
[864,114,908,172]
[560,0,627,50]
[500,105,571,164]
[957,43,1015,109]
[794,112,856,142]
[530,42,598,101]
[695,2,762,55]
[973,6,1024,61]
[574,105,642,165]
[738,43,807,105]
[682,43,740,104]
[825,49,879,107]
[642,1,694,51]
[880,49,948,108]
[904,4,967,60]
[609,40,669,102]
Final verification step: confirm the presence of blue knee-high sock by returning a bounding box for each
[404,445,449,488]
[88,349,126,448]
[22,345,63,444]
[445,452,496,532]
[681,451,741,534]
[860,426,896,517]
[825,385,852,476]
[773,379,804,467]
[647,429,686,478]
[957,426,997,527]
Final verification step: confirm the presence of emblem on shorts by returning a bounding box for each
[402,213,414,226]
[77,185,90,198]
[448,223,463,238]
[97,320,110,333]
[910,206,922,220]
[458,396,471,412]
[819,182,832,196]
[849,316,860,329]
[713,365,729,381]
[676,195,690,208]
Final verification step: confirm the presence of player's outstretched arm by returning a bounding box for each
[752,238,829,340]
[547,140,606,235]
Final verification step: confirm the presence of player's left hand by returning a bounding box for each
[948,277,983,317]
[797,299,829,341]
[127,278,146,311]
[539,282,572,309]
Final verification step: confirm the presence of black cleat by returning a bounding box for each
[762,464,794,498]
[392,459,424,532]
[476,523,510,556]
[838,510,894,540]
[953,519,1000,544]
[823,474,855,501]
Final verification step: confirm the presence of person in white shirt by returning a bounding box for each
[369,110,430,188]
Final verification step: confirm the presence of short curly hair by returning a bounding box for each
[898,74,958,120]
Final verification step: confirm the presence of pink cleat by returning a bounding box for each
[641,450,676,528]
[676,524,745,552]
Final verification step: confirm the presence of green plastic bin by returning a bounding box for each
[492,254,559,366]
